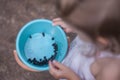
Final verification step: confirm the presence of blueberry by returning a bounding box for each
[51,56,54,60]
[54,49,56,52]
[48,56,52,61]
[54,52,57,56]
[29,35,32,38]
[41,60,45,65]
[49,55,55,61]
[28,58,31,61]
[52,37,54,40]
[33,58,36,61]
[52,43,56,46]
[38,62,43,66]
[43,60,47,64]
[55,45,58,51]
[54,44,58,51]
[44,58,48,63]
[38,61,41,65]
[32,58,38,64]
[42,32,45,37]
[33,61,37,65]
[44,56,47,61]
[28,58,32,63]
[44,56,47,59]
[35,62,38,65]
[33,59,41,65]
[39,59,42,62]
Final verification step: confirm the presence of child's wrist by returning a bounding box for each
[69,76,80,80]
[68,73,80,80]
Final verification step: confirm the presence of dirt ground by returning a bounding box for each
[0,0,58,80]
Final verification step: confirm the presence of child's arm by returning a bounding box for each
[49,60,81,80]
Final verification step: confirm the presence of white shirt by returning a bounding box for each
[60,36,120,80]
[60,36,96,80]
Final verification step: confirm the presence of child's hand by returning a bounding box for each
[53,18,71,47]
[49,60,80,80]
[13,50,39,72]
[53,18,73,33]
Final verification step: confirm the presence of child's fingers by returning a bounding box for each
[52,18,64,27]
[13,50,38,72]
[52,20,68,33]
[52,20,64,27]
[53,18,62,22]
[52,60,65,70]
[49,61,58,75]
[52,18,72,33]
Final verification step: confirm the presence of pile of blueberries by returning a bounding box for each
[27,32,58,66]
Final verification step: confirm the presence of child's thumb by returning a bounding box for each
[52,60,65,69]
[13,50,38,72]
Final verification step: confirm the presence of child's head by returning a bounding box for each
[55,0,120,54]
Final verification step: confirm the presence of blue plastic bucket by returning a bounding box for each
[16,19,68,71]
